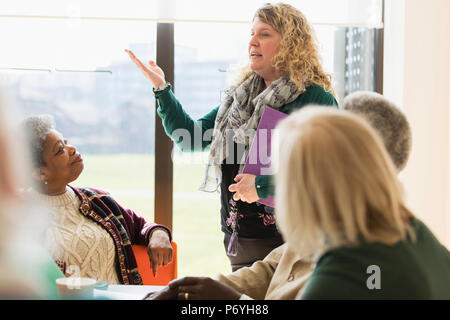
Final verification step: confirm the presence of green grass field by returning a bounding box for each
[75,153,231,278]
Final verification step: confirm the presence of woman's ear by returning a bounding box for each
[33,167,47,184]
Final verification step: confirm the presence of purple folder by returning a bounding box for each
[243,107,288,208]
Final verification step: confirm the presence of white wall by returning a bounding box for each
[384,0,450,248]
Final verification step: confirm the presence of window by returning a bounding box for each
[1,17,157,221]
[172,21,381,277]
[172,23,251,276]
[1,0,384,279]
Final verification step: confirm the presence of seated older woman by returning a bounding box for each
[22,115,172,285]
[150,107,450,300]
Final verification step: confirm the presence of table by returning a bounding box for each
[94,284,165,300]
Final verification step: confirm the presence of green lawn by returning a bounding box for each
[75,153,231,278]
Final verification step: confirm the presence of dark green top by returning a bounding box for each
[301,218,450,300]
[156,83,337,239]
[155,84,338,199]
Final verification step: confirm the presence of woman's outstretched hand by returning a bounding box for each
[125,49,166,89]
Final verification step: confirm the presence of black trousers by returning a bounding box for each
[223,232,284,272]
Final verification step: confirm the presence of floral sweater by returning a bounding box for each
[155,84,337,238]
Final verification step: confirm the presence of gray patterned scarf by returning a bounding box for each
[198,73,302,192]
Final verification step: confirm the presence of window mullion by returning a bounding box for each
[375,0,385,94]
[154,22,174,231]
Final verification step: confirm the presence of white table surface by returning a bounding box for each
[94,284,165,300]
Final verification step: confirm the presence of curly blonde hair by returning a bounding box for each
[235,3,334,96]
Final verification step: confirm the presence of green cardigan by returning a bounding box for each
[155,83,338,199]
[301,218,450,299]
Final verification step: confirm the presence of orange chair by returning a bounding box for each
[132,241,178,285]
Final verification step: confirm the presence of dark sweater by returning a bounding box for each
[301,218,450,299]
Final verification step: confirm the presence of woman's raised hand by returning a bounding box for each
[125,49,166,89]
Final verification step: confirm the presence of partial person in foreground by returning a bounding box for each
[0,94,63,299]
[21,115,173,285]
[147,106,450,300]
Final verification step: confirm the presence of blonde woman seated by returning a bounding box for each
[275,107,450,299]
[21,115,173,285]
[150,107,450,300]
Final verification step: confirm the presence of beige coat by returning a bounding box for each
[216,243,313,300]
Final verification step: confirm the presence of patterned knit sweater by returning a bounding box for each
[33,187,120,284]
[30,185,172,285]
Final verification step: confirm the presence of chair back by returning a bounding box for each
[132,241,178,285]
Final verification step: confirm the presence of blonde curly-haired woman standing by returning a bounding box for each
[126,3,338,271]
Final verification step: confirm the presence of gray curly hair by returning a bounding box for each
[21,115,55,168]
[342,91,412,171]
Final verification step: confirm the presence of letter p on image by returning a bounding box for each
[366,265,381,290]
